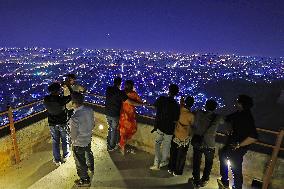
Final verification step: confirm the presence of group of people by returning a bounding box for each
[44,74,94,187]
[105,78,145,155]
[44,74,258,189]
[105,77,258,189]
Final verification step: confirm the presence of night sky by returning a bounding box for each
[0,0,283,57]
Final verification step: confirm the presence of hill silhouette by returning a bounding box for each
[202,79,284,130]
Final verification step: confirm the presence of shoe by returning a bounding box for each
[107,148,115,152]
[114,145,119,150]
[167,169,173,174]
[217,178,230,189]
[189,177,200,188]
[172,172,179,177]
[200,178,209,187]
[120,148,125,156]
[128,148,136,154]
[193,183,201,189]
[89,170,94,178]
[193,181,201,189]
[53,160,61,166]
[149,165,160,170]
[62,152,71,162]
[88,167,94,174]
[108,145,119,152]
[159,161,168,168]
[74,178,91,187]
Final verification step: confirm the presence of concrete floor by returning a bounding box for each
[0,137,252,189]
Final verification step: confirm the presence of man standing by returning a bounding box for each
[150,84,180,170]
[44,83,71,166]
[69,92,95,187]
[105,77,143,151]
[217,95,258,189]
[191,99,223,188]
[63,73,86,110]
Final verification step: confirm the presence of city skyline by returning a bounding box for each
[0,0,283,57]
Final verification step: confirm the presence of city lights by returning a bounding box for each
[0,47,283,126]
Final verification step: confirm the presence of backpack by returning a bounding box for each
[191,112,217,147]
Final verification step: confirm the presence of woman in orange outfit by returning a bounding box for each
[119,80,143,155]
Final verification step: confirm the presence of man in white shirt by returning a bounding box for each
[69,92,94,187]
[63,74,86,110]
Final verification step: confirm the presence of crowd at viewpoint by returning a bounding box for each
[43,74,258,189]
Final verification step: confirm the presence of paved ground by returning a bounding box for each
[0,137,252,189]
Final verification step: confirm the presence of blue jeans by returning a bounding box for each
[106,116,120,150]
[49,125,70,162]
[154,129,173,166]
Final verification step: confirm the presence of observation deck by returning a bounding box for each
[0,94,283,189]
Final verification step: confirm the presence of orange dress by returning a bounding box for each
[119,91,142,149]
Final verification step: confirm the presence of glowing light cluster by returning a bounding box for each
[0,47,283,126]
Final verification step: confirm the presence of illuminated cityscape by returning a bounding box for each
[0,47,283,126]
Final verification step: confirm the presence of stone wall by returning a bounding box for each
[0,118,50,171]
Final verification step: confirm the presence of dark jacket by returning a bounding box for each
[44,94,71,125]
[105,86,128,117]
[154,96,180,135]
[193,110,223,148]
[225,110,258,146]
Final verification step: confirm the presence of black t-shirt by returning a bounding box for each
[105,86,128,117]
[44,95,71,125]
[154,96,180,135]
[226,110,258,145]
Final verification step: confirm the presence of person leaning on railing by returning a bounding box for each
[168,96,194,176]
[43,82,72,166]
[190,99,224,188]
[217,95,258,189]
[105,77,145,152]
[149,84,180,171]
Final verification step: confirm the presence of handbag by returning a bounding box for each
[191,113,217,147]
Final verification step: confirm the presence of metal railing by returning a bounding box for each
[0,100,46,164]
[0,93,283,189]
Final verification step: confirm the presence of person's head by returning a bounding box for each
[124,80,134,93]
[205,99,218,111]
[184,96,194,110]
[48,83,61,95]
[168,84,179,97]
[113,77,122,87]
[71,91,84,108]
[236,94,253,111]
[66,73,76,85]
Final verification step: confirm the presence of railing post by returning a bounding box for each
[262,129,284,189]
[7,106,20,164]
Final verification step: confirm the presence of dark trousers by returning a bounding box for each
[73,143,94,180]
[192,147,215,183]
[219,147,247,189]
[168,140,189,175]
